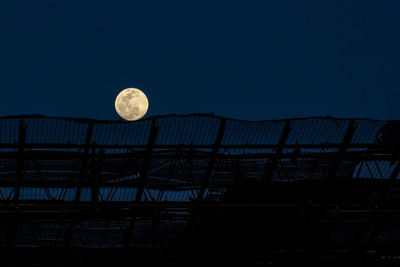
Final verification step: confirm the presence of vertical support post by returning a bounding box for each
[224,159,244,202]
[64,121,93,249]
[7,120,27,248]
[136,119,159,202]
[369,125,400,249]
[152,207,160,266]
[184,118,226,253]
[123,119,158,249]
[262,119,291,183]
[90,144,102,206]
[14,120,27,201]
[389,162,400,181]
[327,120,356,180]
[197,118,226,200]
[152,208,160,248]
[324,120,356,206]
[377,157,400,204]
[74,121,94,202]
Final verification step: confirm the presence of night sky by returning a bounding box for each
[1,1,399,121]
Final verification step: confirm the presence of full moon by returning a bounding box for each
[115,88,149,121]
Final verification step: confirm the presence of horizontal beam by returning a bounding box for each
[0,203,400,221]
[0,177,398,188]
[0,201,398,209]
[0,247,389,263]
[0,142,400,150]
[0,150,398,161]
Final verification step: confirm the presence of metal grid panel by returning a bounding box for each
[155,115,221,145]
[0,118,20,144]
[352,160,397,179]
[352,119,385,144]
[99,187,137,201]
[286,118,350,145]
[0,187,14,200]
[1,114,400,254]
[0,115,398,202]
[143,188,196,202]
[222,120,285,145]
[24,118,88,144]
[92,120,152,146]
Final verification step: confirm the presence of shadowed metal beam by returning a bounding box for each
[74,121,93,202]
[197,118,226,200]
[0,142,399,150]
[64,121,93,249]
[389,161,400,181]
[327,120,356,180]
[377,154,400,205]
[135,119,159,202]
[0,175,397,189]
[14,120,27,201]
[7,120,27,248]
[262,119,291,183]
[90,145,103,206]
[184,119,226,251]
[123,119,158,249]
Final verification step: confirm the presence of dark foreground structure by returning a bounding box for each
[1,114,400,266]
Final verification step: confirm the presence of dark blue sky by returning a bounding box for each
[1,1,399,121]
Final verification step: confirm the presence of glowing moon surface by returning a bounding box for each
[115,88,149,121]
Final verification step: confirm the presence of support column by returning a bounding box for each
[64,121,93,249]
[14,120,27,201]
[90,144,103,206]
[7,120,27,248]
[262,119,291,183]
[327,120,356,181]
[123,119,158,248]
[197,118,226,200]
[74,121,93,202]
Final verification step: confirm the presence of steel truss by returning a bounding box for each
[0,114,400,266]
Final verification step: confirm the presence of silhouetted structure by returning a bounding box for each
[0,114,400,266]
